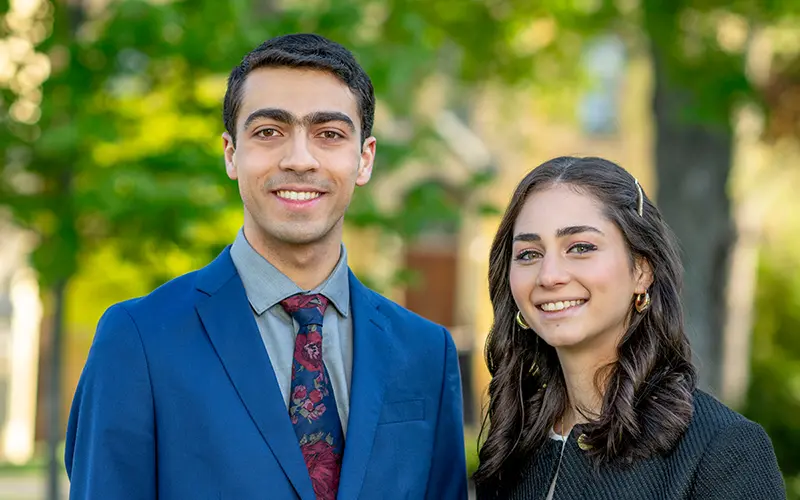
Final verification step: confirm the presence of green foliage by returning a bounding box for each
[743,249,800,498]
[0,0,610,289]
[636,0,800,128]
[6,0,795,293]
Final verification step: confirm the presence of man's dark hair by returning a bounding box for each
[223,33,375,145]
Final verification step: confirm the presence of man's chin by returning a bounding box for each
[245,213,344,248]
[269,224,338,247]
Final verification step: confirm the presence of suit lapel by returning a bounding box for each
[337,272,395,499]
[195,248,316,500]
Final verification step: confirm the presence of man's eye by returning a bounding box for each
[320,131,343,140]
[256,128,279,137]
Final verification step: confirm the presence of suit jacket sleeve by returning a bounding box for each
[690,419,785,500]
[424,327,468,500]
[65,304,157,499]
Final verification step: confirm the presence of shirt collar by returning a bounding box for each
[229,228,350,317]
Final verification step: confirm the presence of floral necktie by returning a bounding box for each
[280,293,344,500]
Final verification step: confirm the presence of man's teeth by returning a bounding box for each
[539,299,586,312]
[276,190,321,201]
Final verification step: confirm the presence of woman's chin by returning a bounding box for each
[537,332,587,349]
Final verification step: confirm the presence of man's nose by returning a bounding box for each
[278,133,319,173]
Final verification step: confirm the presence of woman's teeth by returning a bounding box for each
[538,299,586,312]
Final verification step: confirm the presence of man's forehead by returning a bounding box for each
[239,67,359,123]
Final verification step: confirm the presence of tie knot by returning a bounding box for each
[279,293,328,327]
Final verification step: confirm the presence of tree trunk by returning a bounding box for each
[46,279,66,500]
[651,53,736,394]
[45,3,83,496]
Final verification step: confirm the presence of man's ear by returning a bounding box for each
[222,132,237,180]
[355,136,376,186]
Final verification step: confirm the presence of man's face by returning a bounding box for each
[223,67,375,251]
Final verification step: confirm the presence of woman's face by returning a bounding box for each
[509,184,651,355]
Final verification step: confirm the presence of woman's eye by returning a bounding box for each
[514,250,541,261]
[569,243,597,254]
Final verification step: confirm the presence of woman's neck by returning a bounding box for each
[556,347,615,434]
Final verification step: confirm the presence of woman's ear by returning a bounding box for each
[634,256,654,293]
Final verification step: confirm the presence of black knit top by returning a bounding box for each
[476,390,786,500]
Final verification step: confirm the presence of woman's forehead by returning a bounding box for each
[515,185,608,231]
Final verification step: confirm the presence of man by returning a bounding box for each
[65,33,468,499]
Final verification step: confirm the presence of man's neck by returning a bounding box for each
[243,225,342,291]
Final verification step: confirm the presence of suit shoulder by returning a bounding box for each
[363,287,448,337]
[104,269,203,324]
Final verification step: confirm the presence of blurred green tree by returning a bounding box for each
[744,249,800,498]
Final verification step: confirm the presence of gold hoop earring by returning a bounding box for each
[515,310,530,329]
[634,292,651,313]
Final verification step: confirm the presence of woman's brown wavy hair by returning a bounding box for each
[474,156,697,490]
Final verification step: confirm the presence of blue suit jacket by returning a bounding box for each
[65,247,468,499]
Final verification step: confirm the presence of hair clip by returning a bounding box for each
[634,178,644,217]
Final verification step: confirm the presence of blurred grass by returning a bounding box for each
[465,426,480,478]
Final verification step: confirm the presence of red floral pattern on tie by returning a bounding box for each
[280,293,343,500]
[294,329,323,372]
[281,294,328,316]
[300,432,341,499]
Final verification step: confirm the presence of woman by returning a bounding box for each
[474,156,784,500]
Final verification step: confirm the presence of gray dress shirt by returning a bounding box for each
[229,229,353,434]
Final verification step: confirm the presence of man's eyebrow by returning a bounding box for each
[242,108,295,130]
[306,111,355,133]
[242,108,355,133]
